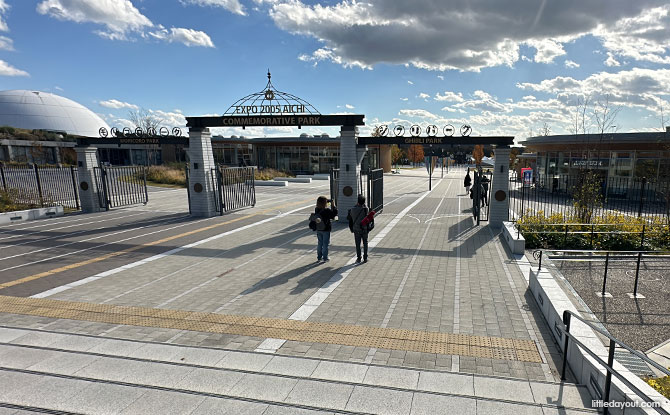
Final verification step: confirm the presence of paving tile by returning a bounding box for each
[363,366,420,389]
[62,382,147,415]
[475,400,543,415]
[0,328,30,343]
[175,367,245,395]
[311,361,369,383]
[214,351,273,371]
[86,338,145,356]
[9,331,68,347]
[0,345,59,369]
[26,351,99,375]
[0,371,49,402]
[474,376,534,403]
[345,386,413,415]
[6,375,90,411]
[125,342,182,361]
[284,379,354,410]
[165,346,228,366]
[262,355,320,377]
[417,370,475,395]
[119,389,206,415]
[411,392,476,415]
[229,373,298,402]
[47,334,105,352]
[190,397,268,414]
[528,382,592,409]
[264,406,332,415]
[121,361,194,388]
[73,356,144,382]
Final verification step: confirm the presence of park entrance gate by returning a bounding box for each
[93,165,148,210]
[210,166,256,214]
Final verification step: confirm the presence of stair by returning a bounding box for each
[0,326,597,415]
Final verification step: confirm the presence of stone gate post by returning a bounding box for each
[186,127,218,217]
[75,146,103,213]
[337,125,365,222]
[490,145,511,228]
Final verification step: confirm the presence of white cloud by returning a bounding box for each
[434,91,464,102]
[398,109,438,119]
[407,80,414,85]
[344,104,354,109]
[400,97,408,101]
[180,0,246,16]
[418,92,430,100]
[455,90,510,113]
[594,5,670,65]
[54,86,64,91]
[0,0,9,32]
[268,0,665,71]
[437,75,444,80]
[149,27,215,48]
[564,60,580,68]
[0,34,11,50]
[98,99,139,110]
[604,52,621,67]
[525,38,568,63]
[36,0,215,48]
[0,59,28,77]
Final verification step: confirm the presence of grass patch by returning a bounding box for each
[0,189,39,213]
[645,373,670,399]
[255,168,294,181]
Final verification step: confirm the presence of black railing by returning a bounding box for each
[367,168,384,213]
[212,166,255,214]
[0,162,80,210]
[510,174,670,222]
[534,249,670,298]
[94,165,148,210]
[560,310,669,414]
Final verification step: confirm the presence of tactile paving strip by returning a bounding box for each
[0,295,543,363]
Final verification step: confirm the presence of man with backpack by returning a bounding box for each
[347,195,374,264]
[309,196,337,262]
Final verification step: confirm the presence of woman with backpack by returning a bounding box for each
[464,169,472,195]
[312,196,337,263]
[347,195,373,264]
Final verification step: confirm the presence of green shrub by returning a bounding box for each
[255,168,294,181]
[144,165,186,186]
[0,188,38,213]
[645,372,670,399]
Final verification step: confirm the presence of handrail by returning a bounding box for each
[561,310,669,415]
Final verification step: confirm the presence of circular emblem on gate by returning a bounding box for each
[80,181,89,191]
[443,125,455,136]
[495,190,506,202]
[264,90,275,100]
[99,127,108,138]
[110,127,119,137]
[159,127,169,137]
[194,183,203,193]
[393,125,405,137]
[410,125,421,137]
[122,127,131,136]
[135,127,143,136]
[172,127,182,137]
[426,125,438,137]
[375,125,389,137]
[460,124,472,137]
[343,186,353,197]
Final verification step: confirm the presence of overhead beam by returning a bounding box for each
[186,114,365,129]
[357,136,514,146]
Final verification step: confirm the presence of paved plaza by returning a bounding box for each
[0,168,597,414]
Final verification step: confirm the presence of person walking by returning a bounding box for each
[347,195,370,263]
[464,169,472,195]
[481,175,490,206]
[313,196,337,262]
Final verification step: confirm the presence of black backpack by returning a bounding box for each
[309,212,327,231]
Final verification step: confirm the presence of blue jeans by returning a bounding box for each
[316,231,330,260]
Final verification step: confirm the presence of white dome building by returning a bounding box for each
[0,90,109,137]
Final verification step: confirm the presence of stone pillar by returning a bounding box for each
[75,146,103,213]
[187,127,218,217]
[337,125,363,223]
[380,145,392,172]
[489,146,510,228]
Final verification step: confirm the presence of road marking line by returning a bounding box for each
[255,179,444,354]
[1,199,311,291]
[30,202,313,298]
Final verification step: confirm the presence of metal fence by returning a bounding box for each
[0,162,80,210]
[330,168,339,208]
[510,174,670,222]
[212,166,256,214]
[367,168,384,213]
[94,165,148,210]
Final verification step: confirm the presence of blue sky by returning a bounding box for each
[1,0,669,140]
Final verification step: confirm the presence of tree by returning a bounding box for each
[540,122,551,136]
[593,94,621,139]
[407,144,424,166]
[572,170,603,223]
[472,145,484,166]
[572,96,590,136]
[509,147,520,169]
[391,144,404,166]
[128,108,164,165]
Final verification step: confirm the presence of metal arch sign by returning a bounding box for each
[357,136,515,146]
[377,124,473,138]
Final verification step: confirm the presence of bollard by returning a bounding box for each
[639,224,645,249]
[561,311,571,381]
[633,252,642,297]
[603,338,616,415]
[601,252,610,296]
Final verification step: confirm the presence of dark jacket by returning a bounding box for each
[315,206,337,232]
[464,174,472,187]
[347,205,369,234]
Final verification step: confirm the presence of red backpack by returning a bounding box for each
[361,210,375,231]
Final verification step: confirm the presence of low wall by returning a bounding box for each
[255,180,288,187]
[502,221,525,255]
[274,177,312,183]
[0,206,64,225]
[297,174,329,180]
[529,261,669,414]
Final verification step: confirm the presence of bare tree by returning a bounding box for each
[659,104,668,132]
[540,122,551,136]
[571,96,591,136]
[128,108,164,165]
[592,94,621,138]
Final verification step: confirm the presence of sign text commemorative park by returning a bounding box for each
[186,114,366,129]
